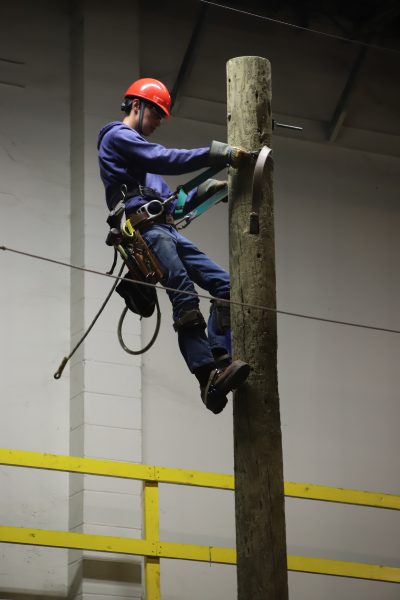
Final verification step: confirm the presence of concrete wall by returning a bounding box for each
[0,1,70,597]
[68,2,144,599]
[0,1,399,599]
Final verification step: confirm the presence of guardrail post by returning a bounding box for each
[143,481,160,600]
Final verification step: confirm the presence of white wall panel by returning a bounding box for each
[0,0,70,596]
[0,1,399,598]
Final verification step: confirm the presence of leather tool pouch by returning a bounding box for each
[210,299,231,334]
[126,229,164,284]
[116,269,157,318]
[116,230,163,318]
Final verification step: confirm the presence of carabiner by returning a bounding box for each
[121,218,135,239]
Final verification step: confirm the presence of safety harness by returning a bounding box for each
[107,165,227,355]
[53,166,227,378]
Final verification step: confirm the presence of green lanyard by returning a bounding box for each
[174,166,223,215]
[175,187,228,230]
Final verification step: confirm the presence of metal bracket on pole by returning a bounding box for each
[273,119,303,131]
[249,145,273,235]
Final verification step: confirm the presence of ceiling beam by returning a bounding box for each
[328,43,370,143]
[328,1,399,142]
[170,4,208,110]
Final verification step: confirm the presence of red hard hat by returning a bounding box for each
[124,78,171,118]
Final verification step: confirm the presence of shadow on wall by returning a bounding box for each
[0,592,66,600]
[82,557,142,583]
[0,558,142,600]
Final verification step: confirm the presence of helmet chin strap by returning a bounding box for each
[138,100,145,135]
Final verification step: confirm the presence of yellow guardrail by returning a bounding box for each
[0,448,399,599]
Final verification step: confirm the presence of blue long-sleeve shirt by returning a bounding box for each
[97,121,210,215]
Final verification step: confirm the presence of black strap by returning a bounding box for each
[110,184,162,211]
[249,145,272,235]
[136,185,163,200]
[138,100,145,135]
[178,165,223,194]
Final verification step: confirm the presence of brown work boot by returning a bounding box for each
[202,360,251,414]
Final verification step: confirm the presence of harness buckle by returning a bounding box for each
[136,199,165,219]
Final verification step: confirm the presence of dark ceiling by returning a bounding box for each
[139,0,400,156]
[213,0,400,49]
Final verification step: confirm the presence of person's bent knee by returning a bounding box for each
[173,309,206,332]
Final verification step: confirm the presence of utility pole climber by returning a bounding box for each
[227,57,289,600]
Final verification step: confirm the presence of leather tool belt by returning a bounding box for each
[128,210,175,230]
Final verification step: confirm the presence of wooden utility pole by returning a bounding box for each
[227,57,288,600]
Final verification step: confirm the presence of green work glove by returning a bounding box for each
[209,140,251,169]
[197,179,228,203]
[184,179,228,214]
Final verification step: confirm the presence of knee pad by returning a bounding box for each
[173,309,206,332]
[210,299,231,334]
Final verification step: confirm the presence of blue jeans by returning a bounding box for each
[142,224,230,372]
